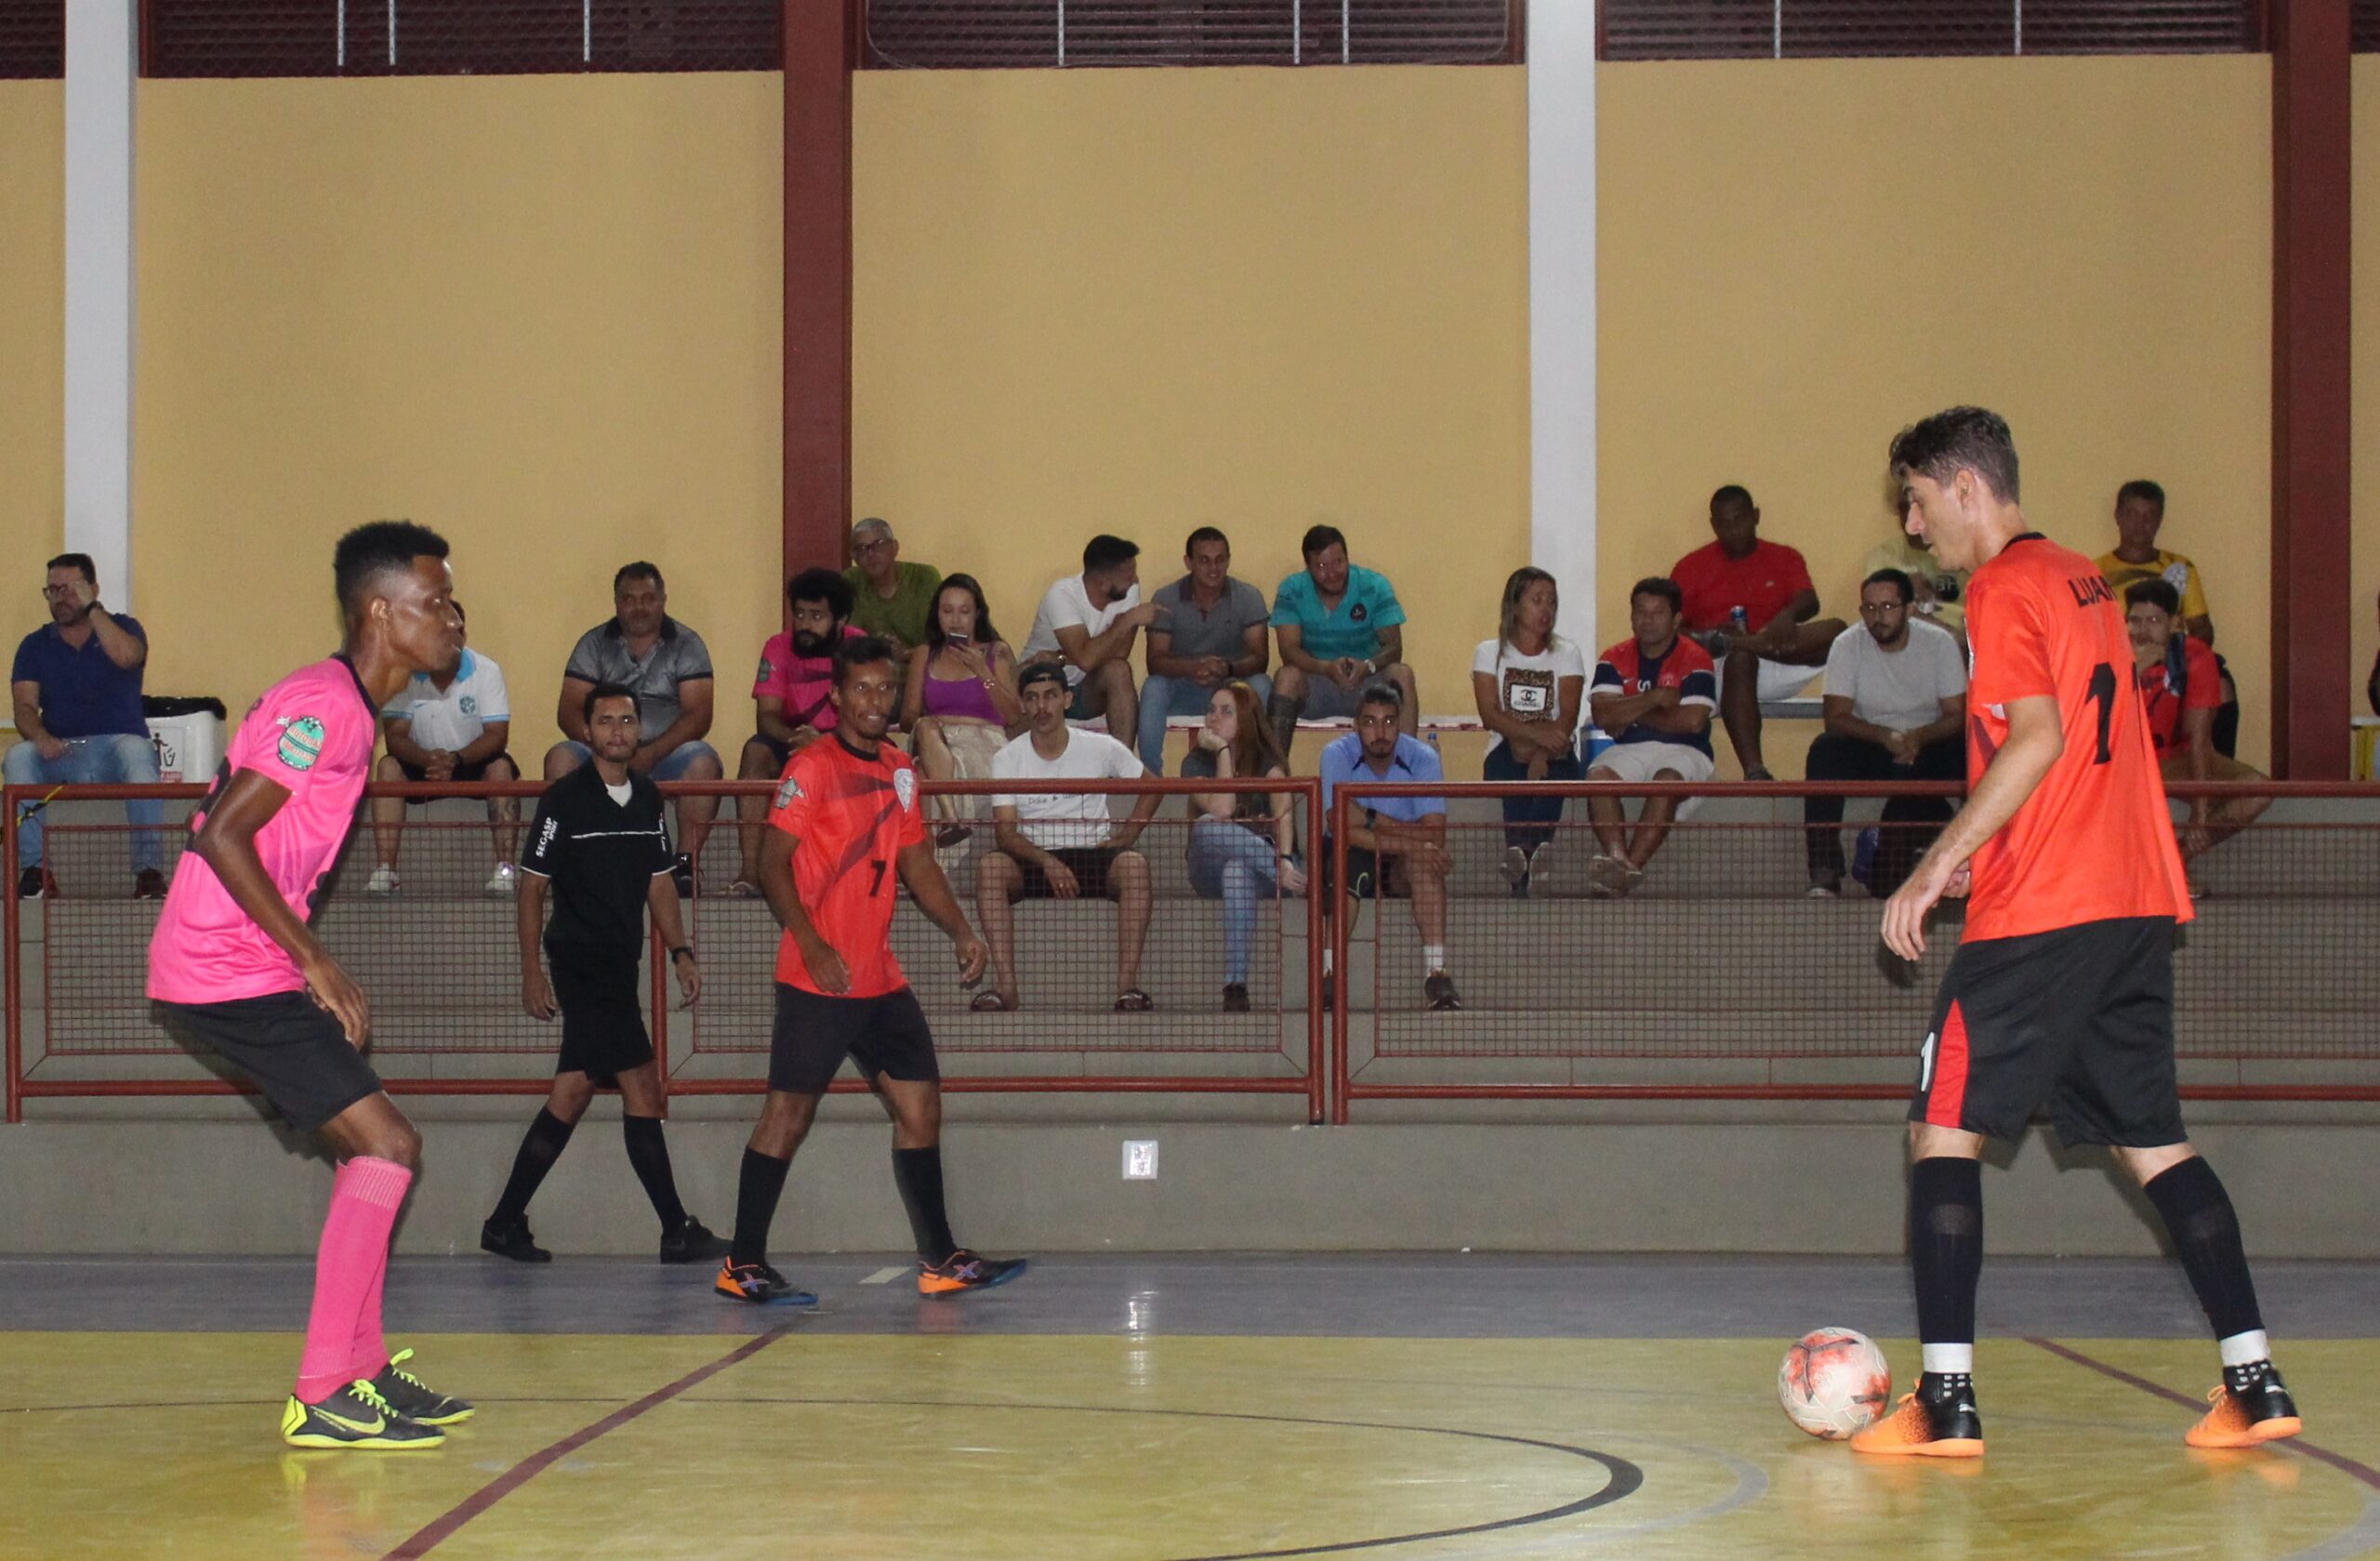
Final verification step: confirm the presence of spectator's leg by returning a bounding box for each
[1720,645,1768,776]
[3,740,55,872]
[1406,852,1449,965]
[1874,738,1962,893]
[1626,770,1688,868]
[974,852,1024,1006]
[1135,675,1178,776]
[542,742,584,781]
[1516,750,1581,863]
[2199,755,2272,854]
[1382,662,1421,736]
[1090,661,1139,750]
[1801,733,1867,887]
[671,744,725,873]
[483,754,522,866]
[1110,849,1152,996]
[101,733,165,875]
[2214,657,2241,760]
[1267,665,1308,759]
[371,753,409,869]
[1482,741,1530,852]
[1586,767,1628,860]
[1192,817,1276,989]
[734,738,780,885]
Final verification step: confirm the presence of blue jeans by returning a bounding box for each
[1481,739,1582,854]
[1185,814,1284,986]
[5,732,165,871]
[1137,673,1272,776]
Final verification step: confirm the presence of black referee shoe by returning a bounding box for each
[659,1217,733,1265]
[480,1214,551,1263]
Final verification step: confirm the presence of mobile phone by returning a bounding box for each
[948,632,972,647]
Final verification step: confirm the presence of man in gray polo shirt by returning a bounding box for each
[1135,527,1270,774]
[546,562,724,891]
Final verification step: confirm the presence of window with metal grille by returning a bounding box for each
[141,0,780,78]
[1600,0,2261,60]
[860,1,1518,69]
[0,0,63,79]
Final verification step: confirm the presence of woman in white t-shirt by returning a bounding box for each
[1471,568,1588,897]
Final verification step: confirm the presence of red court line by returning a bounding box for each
[2024,1336,2380,1492]
[382,1323,797,1559]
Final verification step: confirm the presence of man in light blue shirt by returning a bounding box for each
[1268,524,1419,757]
[1316,681,1459,1012]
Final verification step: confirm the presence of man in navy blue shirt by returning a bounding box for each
[7,553,164,898]
[1316,682,1460,1012]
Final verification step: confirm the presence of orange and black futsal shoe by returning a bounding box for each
[2186,1364,2301,1449]
[714,1259,817,1307]
[1851,1377,1984,1459]
[918,1250,1029,1298]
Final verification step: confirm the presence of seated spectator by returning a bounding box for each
[2099,480,2239,756]
[2127,579,2268,863]
[902,573,1024,853]
[729,569,863,895]
[6,552,164,898]
[1673,485,1844,779]
[1863,514,1969,651]
[1022,535,1160,752]
[1472,567,1586,899]
[1182,681,1305,1012]
[976,663,1163,1012]
[1317,681,1461,1011]
[1268,525,1420,757]
[1585,577,1718,898]
[546,562,722,893]
[1802,570,1965,898]
[368,602,521,896]
[1138,526,1271,775]
[842,516,942,655]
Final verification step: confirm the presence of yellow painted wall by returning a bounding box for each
[2352,57,2380,734]
[133,74,784,758]
[1600,56,2274,774]
[0,83,63,588]
[853,67,1530,743]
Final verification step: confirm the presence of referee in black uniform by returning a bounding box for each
[480,682,731,1264]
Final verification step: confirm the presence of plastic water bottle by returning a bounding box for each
[1851,827,1880,888]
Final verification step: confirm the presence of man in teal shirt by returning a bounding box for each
[1266,524,1419,757]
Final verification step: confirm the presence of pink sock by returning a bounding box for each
[294,1157,412,1404]
[349,1237,392,1382]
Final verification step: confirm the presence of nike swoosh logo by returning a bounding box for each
[316,1409,387,1434]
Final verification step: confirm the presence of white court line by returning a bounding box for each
[858,1266,907,1286]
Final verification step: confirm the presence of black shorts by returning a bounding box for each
[769,984,940,1095]
[396,753,512,784]
[747,732,794,770]
[1010,847,1119,900]
[1909,916,2186,1147]
[1316,845,1396,906]
[548,943,654,1081]
[152,992,383,1134]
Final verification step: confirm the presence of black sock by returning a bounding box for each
[732,1146,792,1267]
[621,1115,688,1233]
[1911,1156,1983,1353]
[2142,1156,2265,1342]
[491,1108,575,1224]
[892,1144,958,1263]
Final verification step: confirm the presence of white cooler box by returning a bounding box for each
[146,710,226,785]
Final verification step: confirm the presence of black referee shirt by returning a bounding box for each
[521,763,674,951]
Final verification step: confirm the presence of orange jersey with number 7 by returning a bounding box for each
[766,735,929,997]
[1960,534,2193,942]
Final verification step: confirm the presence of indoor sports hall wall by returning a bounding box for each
[1599,54,2275,772]
[0,81,63,584]
[2353,56,2380,731]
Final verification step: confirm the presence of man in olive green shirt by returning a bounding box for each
[841,517,943,657]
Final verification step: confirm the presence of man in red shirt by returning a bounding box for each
[2126,578,2268,861]
[1670,485,1844,778]
[1858,407,2297,1459]
[715,634,1026,1304]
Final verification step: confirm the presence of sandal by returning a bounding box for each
[726,879,763,899]
[933,824,972,849]
[1113,988,1155,1012]
[969,990,1015,1013]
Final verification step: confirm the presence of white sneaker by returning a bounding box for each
[1501,846,1530,890]
[366,866,400,894]
[484,864,517,896]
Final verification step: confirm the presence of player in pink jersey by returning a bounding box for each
[148,521,474,1450]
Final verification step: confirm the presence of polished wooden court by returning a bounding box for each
[3,1256,2373,1559]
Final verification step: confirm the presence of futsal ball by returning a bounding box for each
[1778,1328,1893,1439]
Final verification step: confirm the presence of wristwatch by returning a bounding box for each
[669,946,695,963]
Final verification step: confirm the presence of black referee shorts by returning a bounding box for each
[548,942,655,1083]
[1909,915,2186,1148]
[769,984,939,1096]
[152,992,383,1134]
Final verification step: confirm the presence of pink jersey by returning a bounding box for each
[752,625,862,733]
[147,657,379,1003]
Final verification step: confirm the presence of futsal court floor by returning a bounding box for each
[3,1252,2374,1559]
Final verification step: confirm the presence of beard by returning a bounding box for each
[792,630,833,657]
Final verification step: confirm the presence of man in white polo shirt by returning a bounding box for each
[368,603,521,894]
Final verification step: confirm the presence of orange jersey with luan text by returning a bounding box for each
[767,735,928,997]
[1961,534,2192,941]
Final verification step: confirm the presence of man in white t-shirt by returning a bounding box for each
[1021,534,1162,752]
[370,604,522,894]
[1804,568,1967,898]
[975,662,1165,1013]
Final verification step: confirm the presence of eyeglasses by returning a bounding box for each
[852,537,893,555]
[42,585,78,599]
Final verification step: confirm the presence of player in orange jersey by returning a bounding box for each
[715,635,1025,1304]
[1854,408,2296,1459]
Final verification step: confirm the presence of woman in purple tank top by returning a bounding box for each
[902,575,1024,850]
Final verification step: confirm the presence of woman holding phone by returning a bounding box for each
[903,575,1024,855]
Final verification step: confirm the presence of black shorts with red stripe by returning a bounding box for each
[1908,915,2186,1148]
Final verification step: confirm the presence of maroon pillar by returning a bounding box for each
[2269,0,2352,778]
[783,0,857,583]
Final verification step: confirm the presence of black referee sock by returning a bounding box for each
[732,1147,793,1268]
[892,1145,959,1263]
[2143,1156,2265,1343]
[1911,1156,1984,1353]
[621,1115,688,1233]
[492,1108,575,1224]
